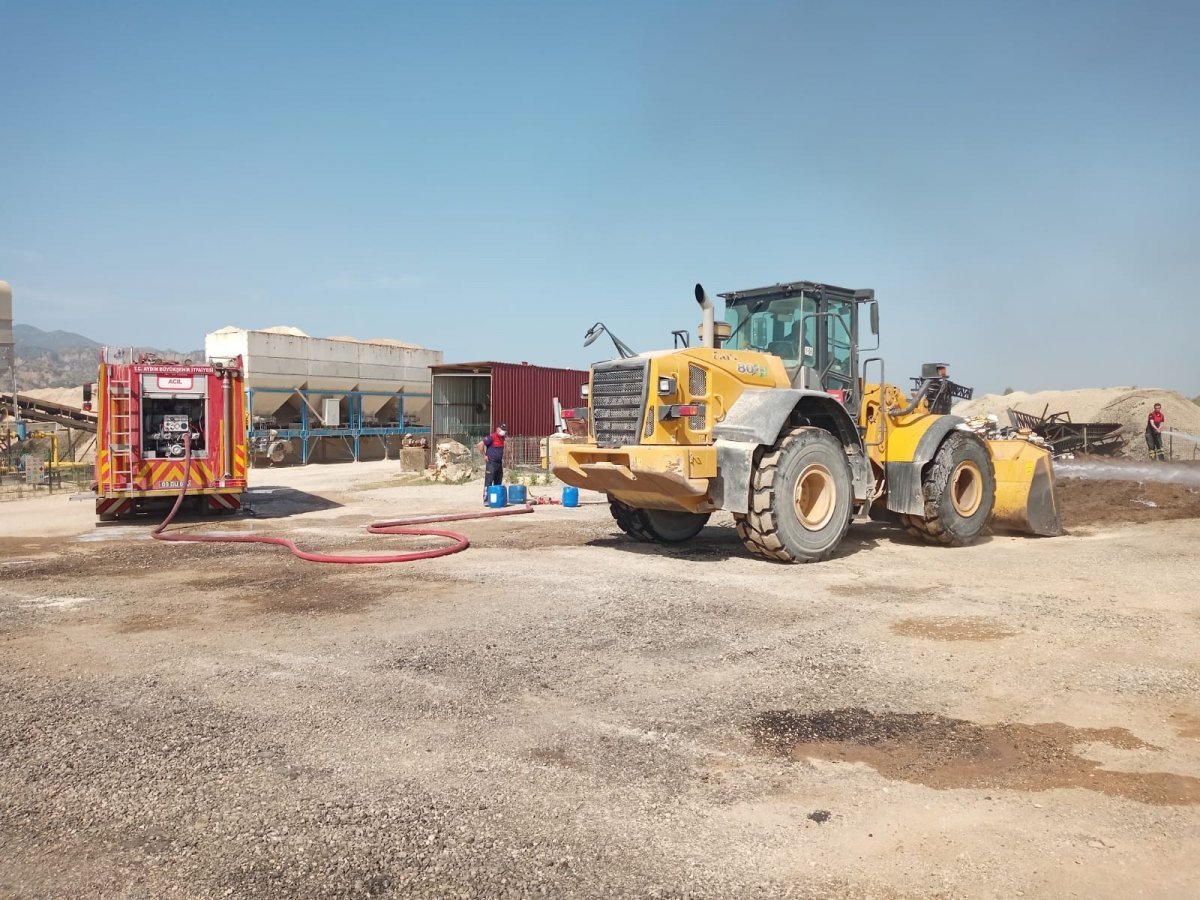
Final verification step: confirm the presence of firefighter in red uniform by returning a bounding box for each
[479,423,508,503]
[1146,403,1166,460]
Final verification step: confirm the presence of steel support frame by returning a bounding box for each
[246,387,432,464]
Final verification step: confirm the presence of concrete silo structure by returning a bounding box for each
[205,326,442,464]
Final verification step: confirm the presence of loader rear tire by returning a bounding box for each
[734,427,853,563]
[608,497,710,544]
[903,432,995,546]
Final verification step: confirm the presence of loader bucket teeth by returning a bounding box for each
[987,439,1063,536]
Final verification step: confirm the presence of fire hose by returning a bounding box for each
[151,434,532,563]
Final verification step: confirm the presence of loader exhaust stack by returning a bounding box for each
[694,284,715,349]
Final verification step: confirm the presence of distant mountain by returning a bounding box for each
[14,323,102,353]
[8,323,202,390]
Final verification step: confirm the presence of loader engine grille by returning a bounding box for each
[687,364,707,430]
[591,363,648,447]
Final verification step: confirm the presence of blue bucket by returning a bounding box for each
[562,485,579,508]
[487,485,508,508]
[507,483,528,505]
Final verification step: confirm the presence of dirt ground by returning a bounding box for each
[2,461,1200,899]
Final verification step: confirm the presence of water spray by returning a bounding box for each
[1165,428,1200,447]
[1055,458,1200,487]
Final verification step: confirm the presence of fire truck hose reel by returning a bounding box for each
[151,435,532,564]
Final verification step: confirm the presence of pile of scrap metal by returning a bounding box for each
[955,414,1052,451]
[1006,407,1124,457]
[910,374,974,415]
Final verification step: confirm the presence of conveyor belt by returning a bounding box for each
[0,392,98,432]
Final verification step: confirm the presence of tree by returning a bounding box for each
[1002,387,1015,396]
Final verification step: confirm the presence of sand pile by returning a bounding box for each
[19,386,87,409]
[957,387,1200,461]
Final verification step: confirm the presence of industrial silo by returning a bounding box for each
[206,326,443,464]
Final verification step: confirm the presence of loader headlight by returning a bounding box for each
[580,384,590,400]
[657,376,676,395]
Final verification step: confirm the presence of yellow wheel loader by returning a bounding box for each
[551,280,1061,563]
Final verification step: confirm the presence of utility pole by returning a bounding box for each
[0,281,15,473]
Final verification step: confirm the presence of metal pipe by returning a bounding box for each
[1,282,16,446]
[890,378,934,417]
[222,368,233,480]
[694,284,715,349]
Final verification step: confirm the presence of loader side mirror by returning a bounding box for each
[583,323,603,348]
[869,301,879,336]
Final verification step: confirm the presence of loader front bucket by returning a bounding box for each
[987,439,1062,536]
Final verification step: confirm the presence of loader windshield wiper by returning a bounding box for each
[725,300,768,348]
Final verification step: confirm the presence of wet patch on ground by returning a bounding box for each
[0,536,67,561]
[528,747,581,769]
[472,518,598,552]
[14,540,276,580]
[1170,712,1200,738]
[187,569,384,616]
[115,613,199,634]
[1057,478,1200,528]
[191,566,465,617]
[227,582,387,616]
[827,582,941,603]
[751,707,1200,805]
[891,617,1018,641]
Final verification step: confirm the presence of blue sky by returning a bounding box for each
[2,0,1197,395]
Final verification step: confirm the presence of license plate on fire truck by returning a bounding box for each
[163,415,189,433]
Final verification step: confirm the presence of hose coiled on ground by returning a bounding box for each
[151,434,531,563]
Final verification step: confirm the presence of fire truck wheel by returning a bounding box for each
[738,426,853,563]
[903,432,995,546]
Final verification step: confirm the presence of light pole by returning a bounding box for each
[1,281,16,471]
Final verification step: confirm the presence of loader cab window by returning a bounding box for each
[825,298,854,381]
[724,295,818,367]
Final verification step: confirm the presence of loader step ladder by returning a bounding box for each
[105,365,137,495]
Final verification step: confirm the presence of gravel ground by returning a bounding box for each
[2,461,1199,899]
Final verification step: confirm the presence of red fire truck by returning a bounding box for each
[88,349,248,521]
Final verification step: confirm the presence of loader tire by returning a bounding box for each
[897,513,939,545]
[609,497,710,544]
[734,426,853,563]
[903,432,995,546]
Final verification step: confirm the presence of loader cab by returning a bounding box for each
[718,281,876,414]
